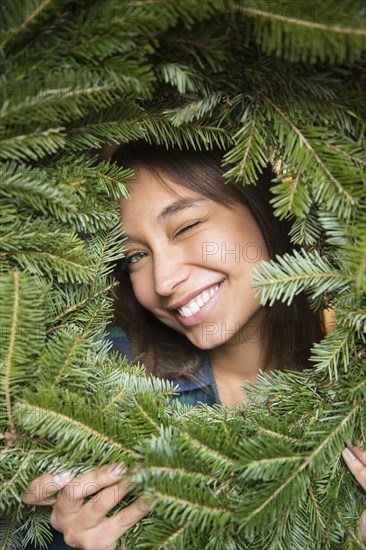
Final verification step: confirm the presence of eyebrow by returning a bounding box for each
[157,197,207,222]
[123,198,207,242]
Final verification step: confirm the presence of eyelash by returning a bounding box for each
[175,221,201,237]
[124,222,201,268]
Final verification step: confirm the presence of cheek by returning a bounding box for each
[129,273,154,310]
[201,229,268,270]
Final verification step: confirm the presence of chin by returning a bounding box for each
[187,332,226,351]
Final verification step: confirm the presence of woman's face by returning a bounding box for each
[120,166,270,350]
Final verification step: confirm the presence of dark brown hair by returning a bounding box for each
[107,140,325,380]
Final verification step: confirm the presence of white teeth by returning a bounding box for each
[177,284,220,318]
[189,302,200,314]
[181,306,192,317]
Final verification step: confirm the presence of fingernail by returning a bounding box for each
[53,471,72,484]
[138,498,152,513]
[107,464,127,477]
[343,447,356,461]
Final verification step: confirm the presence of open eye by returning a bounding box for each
[122,251,146,268]
[175,221,201,237]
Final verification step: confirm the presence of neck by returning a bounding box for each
[208,308,275,407]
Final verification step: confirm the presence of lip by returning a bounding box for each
[168,280,224,311]
[174,280,225,327]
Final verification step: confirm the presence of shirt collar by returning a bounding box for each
[173,355,221,404]
[106,324,221,402]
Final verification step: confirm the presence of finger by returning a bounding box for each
[54,464,127,515]
[102,496,152,541]
[360,509,366,543]
[75,477,137,529]
[347,443,366,467]
[342,448,366,491]
[22,471,72,505]
[62,498,151,550]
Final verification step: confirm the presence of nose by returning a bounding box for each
[153,250,190,297]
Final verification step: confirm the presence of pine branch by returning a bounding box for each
[4,271,20,435]
[0,128,66,161]
[310,329,353,380]
[15,400,140,460]
[237,400,362,529]
[0,85,130,125]
[288,209,322,246]
[0,162,77,217]
[0,451,34,506]
[235,1,366,63]
[261,93,359,218]
[0,0,55,52]
[0,272,48,436]
[141,114,232,150]
[160,63,208,94]
[84,160,132,200]
[222,102,269,185]
[144,483,235,535]
[162,93,224,125]
[270,163,312,220]
[50,280,119,326]
[0,515,25,550]
[252,249,351,307]
[87,224,127,291]
[336,307,366,334]
[6,243,94,283]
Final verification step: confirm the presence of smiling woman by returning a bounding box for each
[110,139,325,398]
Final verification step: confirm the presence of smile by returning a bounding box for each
[174,280,225,327]
[177,283,221,318]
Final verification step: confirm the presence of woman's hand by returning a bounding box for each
[342,444,366,544]
[22,465,151,550]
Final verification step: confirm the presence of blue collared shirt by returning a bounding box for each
[106,325,221,407]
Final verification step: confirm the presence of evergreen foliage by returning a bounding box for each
[0,1,365,548]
